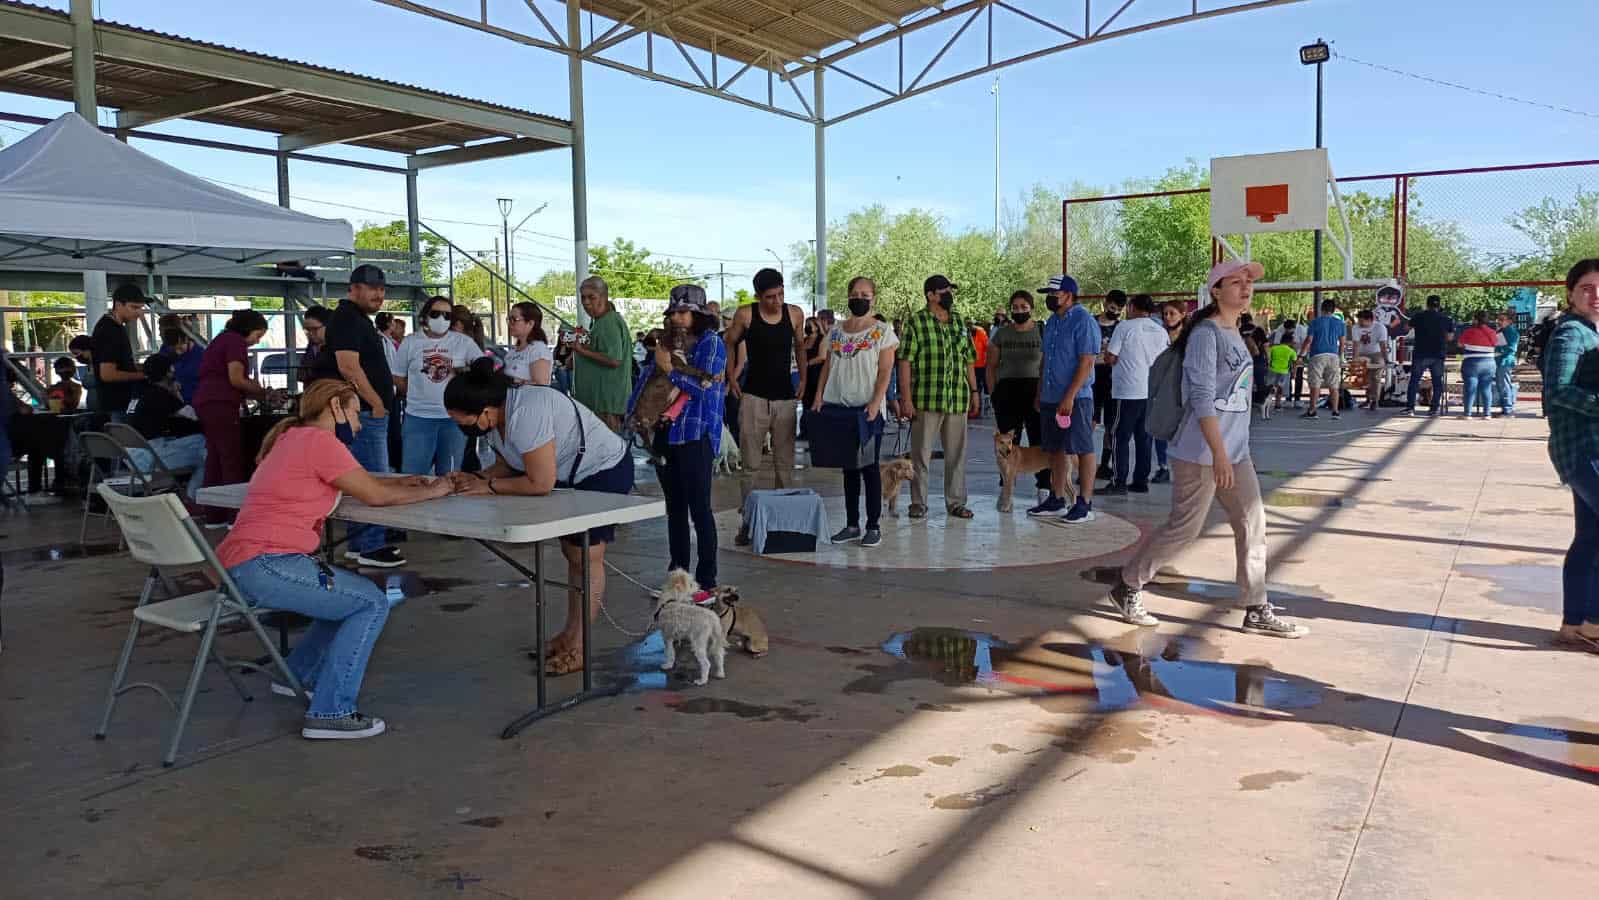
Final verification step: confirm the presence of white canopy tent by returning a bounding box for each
[0,112,352,274]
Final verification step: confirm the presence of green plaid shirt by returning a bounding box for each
[900,307,976,414]
[1541,313,1599,483]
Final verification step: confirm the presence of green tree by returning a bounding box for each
[588,238,701,298]
[354,220,448,283]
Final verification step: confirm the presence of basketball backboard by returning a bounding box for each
[1209,149,1330,235]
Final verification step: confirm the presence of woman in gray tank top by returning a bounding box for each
[985,290,1049,500]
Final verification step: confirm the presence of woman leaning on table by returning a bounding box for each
[219,379,452,741]
[1543,258,1599,651]
[444,357,634,676]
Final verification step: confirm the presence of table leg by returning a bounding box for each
[580,531,592,693]
[534,540,546,709]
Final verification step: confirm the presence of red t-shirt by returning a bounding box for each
[973,327,989,368]
[193,331,249,409]
[217,426,361,569]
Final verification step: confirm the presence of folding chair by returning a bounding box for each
[106,423,195,489]
[78,431,177,544]
[93,484,305,767]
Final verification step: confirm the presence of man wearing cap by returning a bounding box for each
[724,268,808,544]
[312,264,405,568]
[91,284,149,421]
[897,274,979,520]
[572,276,632,432]
[1030,275,1100,523]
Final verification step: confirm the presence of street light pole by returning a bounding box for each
[765,247,784,279]
[509,202,548,287]
[992,76,1000,248]
[1299,39,1330,304]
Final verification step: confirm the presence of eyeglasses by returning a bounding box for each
[508,316,527,324]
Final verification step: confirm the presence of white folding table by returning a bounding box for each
[197,483,665,737]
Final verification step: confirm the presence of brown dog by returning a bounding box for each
[880,456,915,515]
[627,326,720,461]
[994,430,1074,513]
[705,586,768,657]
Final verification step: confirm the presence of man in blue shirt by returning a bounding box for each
[1494,309,1521,416]
[1299,299,1347,419]
[1030,274,1101,523]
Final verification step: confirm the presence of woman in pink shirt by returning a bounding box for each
[218,379,452,740]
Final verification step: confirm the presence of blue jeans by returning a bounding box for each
[400,414,466,477]
[1154,439,1168,468]
[1460,356,1494,416]
[1112,398,1152,486]
[1494,362,1516,414]
[1565,459,1599,626]
[127,434,207,501]
[1406,356,1447,411]
[347,412,390,553]
[229,553,390,719]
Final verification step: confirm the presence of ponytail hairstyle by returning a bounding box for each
[1173,302,1224,354]
[512,301,548,345]
[443,356,514,415]
[256,379,358,463]
[451,304,487,349]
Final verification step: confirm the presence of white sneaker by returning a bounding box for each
[271,682,313,701]
[1036,488,1051,505]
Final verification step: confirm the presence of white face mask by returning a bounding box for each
[426,313,451,334]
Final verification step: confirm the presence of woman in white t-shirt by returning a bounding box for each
[502,301,554,386]
[1349,309,1391,410]
[395,296,485,476]
[808,276,899,547]
[445,359,633,676]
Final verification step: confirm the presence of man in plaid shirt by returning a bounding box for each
[1542,259,1599,648]
[897,274,979,520]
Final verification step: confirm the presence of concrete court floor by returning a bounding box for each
[0,406,1595,899]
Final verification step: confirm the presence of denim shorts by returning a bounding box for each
[1041,396,1095,454]
[565,452,635,546]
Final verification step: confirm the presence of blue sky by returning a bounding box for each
[6,0,1595,292]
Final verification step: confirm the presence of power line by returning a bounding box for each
[1335,51,1599,122]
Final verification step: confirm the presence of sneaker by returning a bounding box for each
[1330,410,1341,420]
[860,527,882,548]
[831,526,862,543]
[1241,603,1310,639]
[734,527,752,547]
[1150,468,1170,484]
[1100,483,1128,497]
[271,682,314,701]
[1027,496,1066,518]
[1402,407,1415,417]
[1299,411,1318,419]
[1036,488,1051,505]
[347,547,406,568]
[1095,464,1114,481]
[302,712,386,740]
[1109,581,1159,627]
[1062,499,1096,523]
[1128,482,1149,494]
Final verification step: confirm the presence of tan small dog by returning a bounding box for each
[880,456,915,515]
[994,430,1074,513]
[705,586,769,657]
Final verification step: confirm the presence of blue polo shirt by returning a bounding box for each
[1040,304,1100,404]
[1306,314,1346,356]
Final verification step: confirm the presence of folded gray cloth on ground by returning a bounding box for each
[743,488,829,553]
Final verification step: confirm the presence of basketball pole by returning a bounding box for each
[1312,42,1325,306]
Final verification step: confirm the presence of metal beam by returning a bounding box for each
[371,0,566,53]
[0,44,70,79]
[69,0,95,119]
[278,115,440,152]
[742,0,861,44]
[406,137,560,170]
[583,55,812,123]
[115,83,289,129]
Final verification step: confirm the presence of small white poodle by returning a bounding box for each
[654,569,726,685]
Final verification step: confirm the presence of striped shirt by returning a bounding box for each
[628,330,727,454]
[1541,313,1599,484]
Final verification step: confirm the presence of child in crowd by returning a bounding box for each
[1266,332,1298,414]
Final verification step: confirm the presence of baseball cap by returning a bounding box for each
[924,275,959,294]
[1038,274,1079,296]
[1204,259,1264,294]
[349,264,387,287]
[111,283,149,304]
[666,283,709,314]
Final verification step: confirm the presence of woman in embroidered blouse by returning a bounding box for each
[809,276,899,548]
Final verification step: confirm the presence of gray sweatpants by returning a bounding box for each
[1120,457,1267,608]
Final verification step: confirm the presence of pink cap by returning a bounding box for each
[1205,259,1264,294]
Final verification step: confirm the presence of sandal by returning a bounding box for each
[947,505,974,520]
[908,503,928,519]
[526,633,578,662]
[543,645,584,676]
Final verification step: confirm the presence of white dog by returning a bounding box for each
[654,569,726,685]
[713,423,742,476]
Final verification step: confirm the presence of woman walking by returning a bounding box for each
[808,277,899,547]
[986,290,1049,505]
[503,301,553,386]
[194,309,272,527]
[628,285,727,591]
[395,296,482,476]
[1109,260,1309,638]
[1458,310,1504,419]
[1543,259,1599,650]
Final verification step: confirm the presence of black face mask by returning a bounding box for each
[458,414,491,439]
[1010,311,1030,324]
[847,297,871,317]
[1045,296,1061,312]
[937,291,954,310]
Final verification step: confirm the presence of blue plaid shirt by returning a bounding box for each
[629,330,727,454]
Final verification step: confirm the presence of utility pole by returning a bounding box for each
[992,76,1000,248]
[719,263,725,304]
[1300,39,1330,304]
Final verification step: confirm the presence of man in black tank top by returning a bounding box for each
[723,268,809,545]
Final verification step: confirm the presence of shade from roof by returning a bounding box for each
[0,113,353,272]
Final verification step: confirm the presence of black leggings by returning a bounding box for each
[654,433,717,589]
[991,377,1050,490]
[844,462,882,529]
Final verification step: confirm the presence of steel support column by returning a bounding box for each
[813,69,826,315]
[406,167,422,308]
[276,152,299,389]
[69,0,95,120]
[567,0,590,288]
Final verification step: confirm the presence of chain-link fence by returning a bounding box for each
[1063,158,1599,322]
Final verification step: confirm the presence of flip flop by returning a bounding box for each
[543,645,584,676]
[908,504,928,519]
[947,506,974,520]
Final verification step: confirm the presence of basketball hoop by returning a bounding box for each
[1245,184,1289,223]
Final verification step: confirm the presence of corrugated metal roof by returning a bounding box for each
[578,0,937,65]
[0,0,570,154]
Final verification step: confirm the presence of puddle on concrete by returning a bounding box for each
[843,628,1011,695]
[354,845,423,862]
[461,816,503,829]
[1238,770,1305,791]
[932,784,1016,810]
[1454,562,1561,612]
[670,697,820,723]
[6,542,123,563]
[927,755,961,767]
[858,765,923,784]
[989,743,1019,755]
[438,602,477,613]
[1484,718,1599,773]
[1263,491,1344,508]
[1388,499,1460,513]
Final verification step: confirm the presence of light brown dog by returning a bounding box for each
[994,430,1075,513]
[880,456,915,515]
[706,585,769,657]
